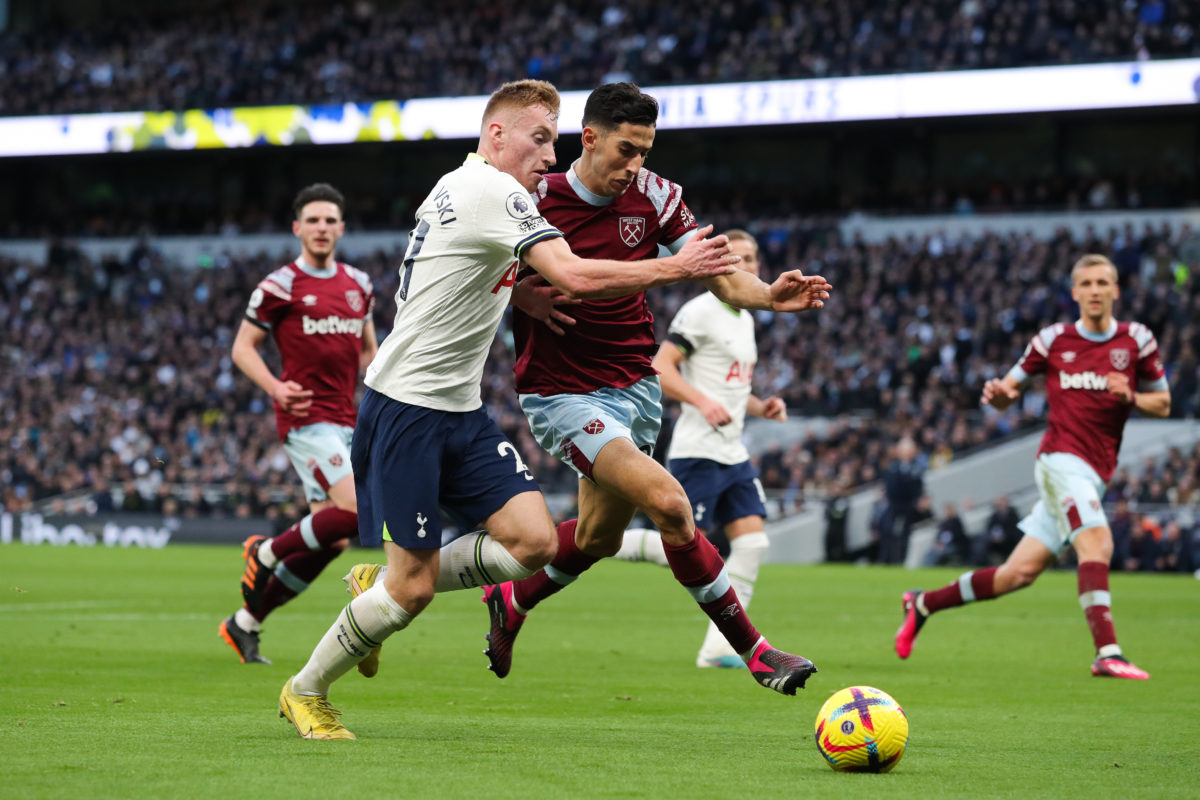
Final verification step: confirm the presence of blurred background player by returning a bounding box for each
[218,183,376,664]
[614,230,787,669]
[478,83,830,694]
[894,254,1170,679]
[278,79,741,739]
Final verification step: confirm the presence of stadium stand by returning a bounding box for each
[3,217,1196,526]
[2,0,1197,116]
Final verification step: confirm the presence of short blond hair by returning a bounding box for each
[1070,253,1118,283]
[482,80,561,125]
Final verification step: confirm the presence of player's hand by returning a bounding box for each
[676,225,739,279]
[980,378,1019,409]
[1106,371,1134,403]
[769,269,832,312]
[512,275,579,336]
[696,395,733,428]
[761,396,788,421]
[273,380,314,416]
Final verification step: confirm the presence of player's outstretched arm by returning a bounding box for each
[231,319,313,416]
[523,224,738,300]
[652,341,732,427]
[702,268,832,312]
[980,375,1022,411]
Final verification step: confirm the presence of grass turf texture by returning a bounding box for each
[3,544,1197,799]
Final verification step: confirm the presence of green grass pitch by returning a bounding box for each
[3,544,1197,799]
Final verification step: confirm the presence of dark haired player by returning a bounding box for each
[219,183,376,665]
[482,83,830,692]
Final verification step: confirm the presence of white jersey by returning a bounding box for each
[366,154,562,411]
[665,292,758,465]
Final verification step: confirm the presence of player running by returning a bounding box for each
[277,79,741,739]
[478,83,829,692]
[615,230,787,669]
[894,254,1170,679]
[219,183,376,665]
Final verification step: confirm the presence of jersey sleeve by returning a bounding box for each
[475,173,562,260]
[1008,323,1060,384]
[638,169,698,252]
[1129,322,1169,392]
[245,266,294,330]
[666,298,708,357]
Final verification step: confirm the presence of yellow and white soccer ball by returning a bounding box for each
[814,686,909,772]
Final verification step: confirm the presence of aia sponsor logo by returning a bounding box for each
[491,261,519,294]
[583,418,606,435]
[725,361,754,384]
[345,290,364,313]
[1109,349,1130,370]
[619,216,646,247]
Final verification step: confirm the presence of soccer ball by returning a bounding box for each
[813,686,909,772]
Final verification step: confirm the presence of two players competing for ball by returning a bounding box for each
[278,80,831,739]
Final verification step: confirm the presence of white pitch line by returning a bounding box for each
[0,600,124,612]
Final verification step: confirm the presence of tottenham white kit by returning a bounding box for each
[366,154,561,411]
[666,292,759,465]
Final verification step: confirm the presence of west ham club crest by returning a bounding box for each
[345,290,363,313]
[619,216,646,247]
[1109,349,1130,370]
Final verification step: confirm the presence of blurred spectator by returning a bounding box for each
[1159,519,1196,573]
[924,500,972,566]
[823,479,850,562]
[879,436,926,564]
[1120,514,1162,572]
[976,495,1022,566]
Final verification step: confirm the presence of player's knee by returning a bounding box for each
[645,487,693,537]
[504,523,557,571]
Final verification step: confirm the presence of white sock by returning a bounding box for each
[234,606,260,632]
[292,583,412,696]
[698,531,769,660]
[614,528,669,566]
[368,533,534,594]
[435,531,535,592]
[257,537,278,569]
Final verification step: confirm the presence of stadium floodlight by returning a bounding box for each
[0,59,1197,158]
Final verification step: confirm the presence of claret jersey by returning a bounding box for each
[245,259,375,441]
[1009,319,1168,482]
[512,164,699,396]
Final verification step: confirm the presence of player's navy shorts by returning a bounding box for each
[668,457,768,532]
[352,388,540,549]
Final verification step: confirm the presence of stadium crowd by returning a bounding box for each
[2,0,1197,117]
[2,216,1197,528]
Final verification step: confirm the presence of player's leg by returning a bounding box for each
[693,462,771,668]
[279,389,437,738]
[587,439,815,694]
[1073,525,1148,678]
[240,426,358,614]
[613,526,669,565]
[281,542,432,739]
[696,515,769,668]
[895,532,1053,659]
